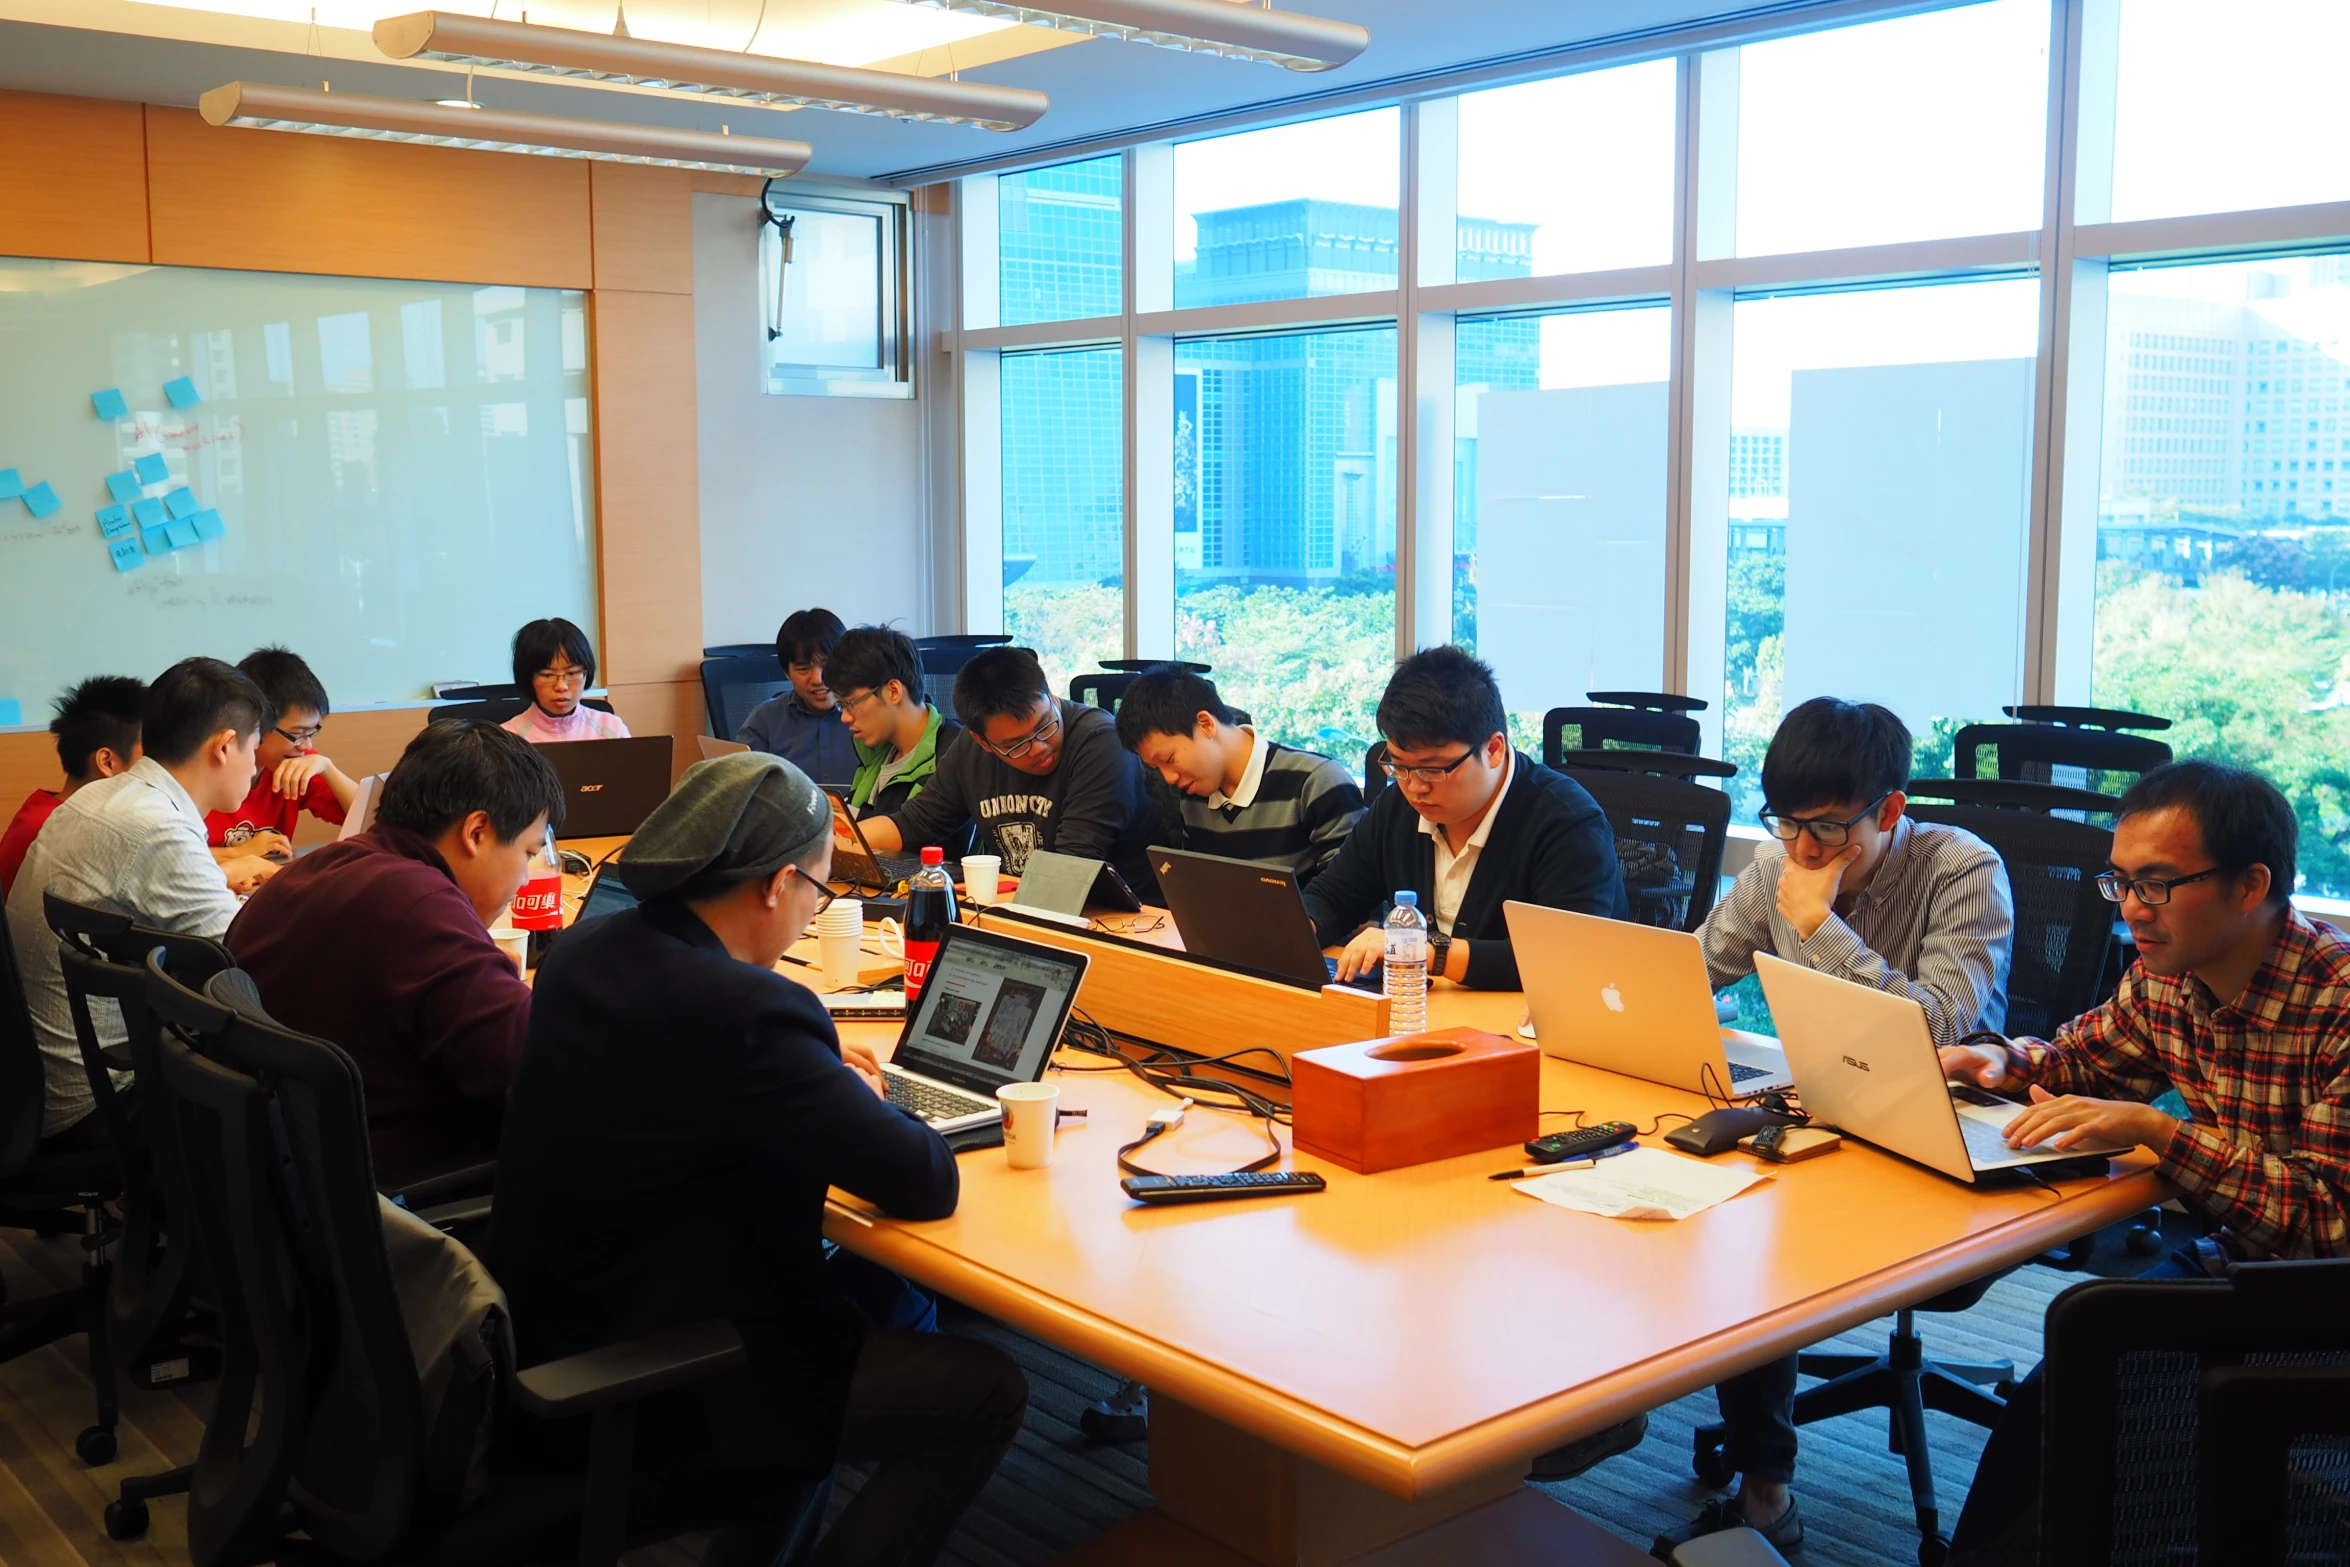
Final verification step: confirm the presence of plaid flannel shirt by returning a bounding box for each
[1999,910,2350,1259]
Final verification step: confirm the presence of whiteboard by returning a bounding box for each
[0,257,597,725]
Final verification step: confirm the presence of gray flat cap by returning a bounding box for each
[616,750,830,900]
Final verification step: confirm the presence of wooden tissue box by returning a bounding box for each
[1290,1027,1538,1174]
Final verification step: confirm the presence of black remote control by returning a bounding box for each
[1121,1171,1328,1205]
[1525,1122,1639,1163]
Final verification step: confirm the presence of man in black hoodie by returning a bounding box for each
[1307,646,1627,990]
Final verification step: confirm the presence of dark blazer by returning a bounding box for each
[490,896,956,1469]
[1301,753,1628,991]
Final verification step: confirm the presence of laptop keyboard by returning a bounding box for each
[1959,1112,2050,1165]
[882,1067,993,1124]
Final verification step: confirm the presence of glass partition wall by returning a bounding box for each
[952,0,2350,905]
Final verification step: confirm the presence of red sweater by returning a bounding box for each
[0,789,61,900]
[228,824,529,1185]
[206,771,346,847]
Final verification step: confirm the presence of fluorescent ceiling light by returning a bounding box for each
[198,82,813,175]
[373,10,1048,131]
[885,0,1367,72]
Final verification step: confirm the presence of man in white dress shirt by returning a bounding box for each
[5,657,270,1144]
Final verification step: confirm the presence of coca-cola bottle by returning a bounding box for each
[510,828,565,968]
[903,845,957,1002]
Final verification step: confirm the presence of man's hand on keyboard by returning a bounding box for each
[841,1040,887,1099]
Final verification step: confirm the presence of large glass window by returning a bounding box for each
[1721,278,2041,819]
[1173,326,1397,756]
[1171,109,1400,310]
[1455,306,1673,750]
[2109,1,2350,222]
[998,156,1123,326]
[1734,0,2049,257]
[1454,61,1676,278]
[2093,256,2350,899]
[1001,347,1125,694]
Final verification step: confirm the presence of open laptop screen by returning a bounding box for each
[892,926,1088,1097]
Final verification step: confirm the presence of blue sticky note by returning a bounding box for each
[92,389,128,420]
[104,469,141,503]
[0,469,19,500]
[190,508,224,542]
[108,537,144,573]
[23,482,59,519]
[131,496,165,528]
[141,525,172,555]
[163,486,198,520]
[163,377,200,409]
[165,518,198,550]
[133,452,169,485]
[96,504,130,538]
[0,700,19,727]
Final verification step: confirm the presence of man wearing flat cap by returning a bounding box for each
[492,753,1028,1567]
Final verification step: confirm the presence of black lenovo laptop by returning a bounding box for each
[533,736,674,839]
[1149,846,1376,993]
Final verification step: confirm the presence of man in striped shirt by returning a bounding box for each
[1942,759,2350,1559]
[1113,666,1363,887]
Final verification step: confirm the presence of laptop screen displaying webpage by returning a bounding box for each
[893,929,1087,1096]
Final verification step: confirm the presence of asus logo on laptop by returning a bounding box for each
[1842,1054,1870,1072]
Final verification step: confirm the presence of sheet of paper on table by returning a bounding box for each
[1514,1144,1768,1221]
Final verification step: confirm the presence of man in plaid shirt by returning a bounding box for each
[1941,759,2349,1560]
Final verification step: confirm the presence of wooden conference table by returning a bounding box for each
[556,845,2168,1567]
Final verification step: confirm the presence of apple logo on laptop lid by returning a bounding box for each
[1601,983,1626,1014]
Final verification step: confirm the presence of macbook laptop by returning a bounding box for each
[881,924,1090,1132]
[533,736,674,839]
[1505,902,1793,1097]
[1755,952,2129,1184]
[1004,848,1142,925]
[696,736,750,761]
[337,772,390,841]
[1151,845,1377,992]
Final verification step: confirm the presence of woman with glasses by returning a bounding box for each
[502,616,631,743]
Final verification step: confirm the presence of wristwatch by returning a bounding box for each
[1428,931,1452,979]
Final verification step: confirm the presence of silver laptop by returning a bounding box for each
[1505,902,1793,1097]
[879,924,1091,1133]
[1755,952,2131,1183]
[337,773,390,841]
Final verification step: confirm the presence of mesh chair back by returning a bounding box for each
[701,643,772,658]
[1068,672,1138,711]
[1952,721,2172,794]
[701,655,792,740]
[1096,659,1211,674]
[0,910,49,1179]
[1905,802,2116,1037]
[1585,689,1707,714]
[1560,764,1732,932]
[1364,740,1389,806]
[2004,703,2171,734]
[1542,706,1700,763]
[915,635,1011,681]
[429,696,527,727]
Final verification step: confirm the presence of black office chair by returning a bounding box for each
[143,954,823,1567]
[1069,672,1138,711]
[1364,740,1389,806]
[1555,750,1736,933]
[430,696,528,726]
[1542,691,1703,763]
[1094,659,1212,675]
[700,655,792,740]
[702,643,774,659]
[1952,705,2173,796]
[2040,1259,2350,1565]
[915,634,1012,682]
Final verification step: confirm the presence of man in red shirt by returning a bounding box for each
[0,676,144,899]
[229,719,563,1186]
[206,648,358,890]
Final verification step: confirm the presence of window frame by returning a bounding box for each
[760,187,914,400]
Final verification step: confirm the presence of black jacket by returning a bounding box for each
[1301,753,1628,991]
[490,897,956,1468]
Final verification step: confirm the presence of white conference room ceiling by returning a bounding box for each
[0,0,1847,184]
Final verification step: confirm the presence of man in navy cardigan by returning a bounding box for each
[1306,646,1627,991]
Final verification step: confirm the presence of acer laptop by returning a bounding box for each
[696,736,750,761]
[532,736,673,839]
[1150,845,1377,993]
[1505,902,1793,1097]
[1755,952,2128,1183]
[880,924,1090,1133]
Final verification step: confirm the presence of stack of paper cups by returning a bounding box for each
[814,898,863,990]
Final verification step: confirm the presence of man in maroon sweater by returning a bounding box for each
[230,719,564,1187]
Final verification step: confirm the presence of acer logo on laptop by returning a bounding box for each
[578,783,604,793]
[1842,1054,1870,1072]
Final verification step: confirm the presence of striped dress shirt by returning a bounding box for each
[1175,734,1364,887]
[1701,815,2014,1047]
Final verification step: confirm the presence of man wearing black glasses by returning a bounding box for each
[1301,645,1626,991]
[855,646,1160,902]
[1654,695,2013,1558]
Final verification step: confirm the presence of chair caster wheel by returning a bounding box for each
[1692,1444,1734,1488]
[76,1425,116,1466]
[1918,1532,1950,1566]
[2125,1227,2165,1257]
[104,1497,149,1540]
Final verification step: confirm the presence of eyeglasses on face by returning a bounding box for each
[787,862,836,917]
[2096,867,2223,907]
[837,686,887,715]
[1758,794,1891,849]
[985,705,1061,760]
[1380,748,1478,784]
[536,664,587,687]
[273,724,322,746]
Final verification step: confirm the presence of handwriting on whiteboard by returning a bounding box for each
[123,417,247,451]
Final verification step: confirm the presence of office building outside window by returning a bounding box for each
[1171,110,1400,309]
[1001,347,1124,694]
[999,157,1122,326]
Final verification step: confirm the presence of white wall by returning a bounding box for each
[693,191,932,648]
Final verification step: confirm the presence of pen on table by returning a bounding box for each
[1487,1141,1639,1180]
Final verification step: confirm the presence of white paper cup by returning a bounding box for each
[815,898,861,936]
[491,927,529,976]
[962,855,1002,905]
[997,1081,1061,1170]
[819,931,863,990]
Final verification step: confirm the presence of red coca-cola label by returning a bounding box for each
[903,940,941,1001]
[511,872,563,931]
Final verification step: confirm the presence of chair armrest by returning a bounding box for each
[512,1319,746,1420]
[97,1046,134,1072]
[384,1158,497,1209]
[416,1196,492,1232]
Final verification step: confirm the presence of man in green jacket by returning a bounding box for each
[826,627,965,838]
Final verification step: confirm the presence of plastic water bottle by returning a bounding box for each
[1384,891,1429,1034]
[903,846,958,1002]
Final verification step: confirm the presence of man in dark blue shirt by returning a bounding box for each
[737,607,860,790]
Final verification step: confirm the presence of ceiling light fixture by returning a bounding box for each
[198,82,813,176]
[372,10,1048,132]
[884,0,1368,72]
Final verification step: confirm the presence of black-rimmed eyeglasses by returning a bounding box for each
[1380,749,1478,784]
[1758,794,1891,850]
[983,705,1061,761]
[2096,867,2223,907]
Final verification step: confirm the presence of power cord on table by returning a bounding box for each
[1055,1008,1290,1177]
